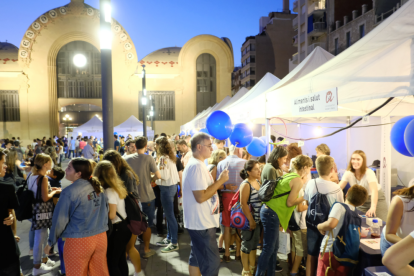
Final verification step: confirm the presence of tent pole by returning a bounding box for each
[265,118,271,161]
[346,116,351,163]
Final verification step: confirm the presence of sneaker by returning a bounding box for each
[275,264,283,272]
[45,258,56,267]
[229,245,236,253]
[142,249,156,258]
[161,243,179,253]
[28,249,33,256]
[218,247,225,254]
[32,263,53,276]
[156,238,171,246]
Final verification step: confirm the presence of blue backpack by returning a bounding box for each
[331,202,361,267]
[306,180,330,230]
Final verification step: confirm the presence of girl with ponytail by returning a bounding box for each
[46,158,110,276]
[239,160,262,276]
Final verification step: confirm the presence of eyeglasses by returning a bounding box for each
[201,144,213,149]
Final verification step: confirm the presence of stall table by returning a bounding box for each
[354,209,385,276]
[364,266,393,276]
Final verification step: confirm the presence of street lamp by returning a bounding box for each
[100,0,114,150]
[141,65,147,137]
[150,95,155,132]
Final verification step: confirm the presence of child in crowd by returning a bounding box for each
[47,166,65,205]
[316,185,368,276]
[304,155,344,276]
[99,149,104,162]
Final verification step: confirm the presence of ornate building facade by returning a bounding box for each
[0,0,234,143]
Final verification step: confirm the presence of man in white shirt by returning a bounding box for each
[182,133,229,276]
[177,139,192,168]
[304,155,344,276]
[68,137,76,159]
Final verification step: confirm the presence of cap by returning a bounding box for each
[372,219,378,223]
[369,160,380,168]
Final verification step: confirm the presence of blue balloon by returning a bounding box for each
[247,137,267,157]
[259,136,267,144]
[199,128,210,135]
[189,129,196,136]
[206,111,234,140]
[391,116,414,157]
[404,118,414,156]
[229,123,253,148]
[114,132,118,135]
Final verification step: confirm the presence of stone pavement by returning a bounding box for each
[16,159,290,276]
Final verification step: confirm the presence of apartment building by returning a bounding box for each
[327,0,409,55]
[240,10,297,89]
[290,0,328,72]
[231,67,242,95]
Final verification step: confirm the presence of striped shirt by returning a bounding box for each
[243,180,261,222]
[216,155,246,192]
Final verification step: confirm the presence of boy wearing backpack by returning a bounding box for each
[316,185,368,276]
[304,155,344,276]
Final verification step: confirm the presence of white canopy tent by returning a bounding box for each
[221,72,281,125]
[191,96,231,130]
[69,115,103,139]
[180,105,216,133]
[114,115,154,139]
[266,0,414,119]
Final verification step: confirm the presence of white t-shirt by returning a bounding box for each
[293,189,307,230]
[320,203,356,252]
[28,175,51,198]
[105,188,127,224]
[182,157,219,230]
[156,156,180,186]
[304,178,344,207]
[341,169,380,196]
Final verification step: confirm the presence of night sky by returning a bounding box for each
[0,0,294,66]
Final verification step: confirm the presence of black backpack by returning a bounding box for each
[15,175,38,221]
[288,212,301,231]
[258,175,290,202]
[306,180,330,230]
[117,191,148,235]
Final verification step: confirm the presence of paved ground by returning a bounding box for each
[17,159,291,276]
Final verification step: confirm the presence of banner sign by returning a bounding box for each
[380,116,391,206]
[292,87,338,116]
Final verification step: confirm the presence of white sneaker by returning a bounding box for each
[28,249,33,256]
[45,258,56,267]
[32,263,53,276]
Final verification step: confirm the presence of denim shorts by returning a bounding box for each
[307,226,324,256]
[241,223,261,254]
[187,228,220,276]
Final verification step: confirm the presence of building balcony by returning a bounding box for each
[299,32,306,43]
[300,0,305,7]
[293,16,298,29]
[293,0,298,12]
[307,42,326,54]
[293,34,298,46]
[300,12,306,25]
[292,52,299,64]
[308,1,326,16]
[308,22,327,37]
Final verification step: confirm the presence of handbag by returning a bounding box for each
[230,181,252,231]
[278,230,291,255]
[15,175,34,221]
[31,175,54,230]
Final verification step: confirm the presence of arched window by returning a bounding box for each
[57,41,102,99]
[196,53,216,113]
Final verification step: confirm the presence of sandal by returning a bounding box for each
[242,269,252,276]
[249,265,256,275]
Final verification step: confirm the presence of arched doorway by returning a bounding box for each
[59,103,102,136]
[196,53,216,113]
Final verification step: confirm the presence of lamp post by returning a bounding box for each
[100,0,114,150]
[150,95,154,132]
[141,65,147,137]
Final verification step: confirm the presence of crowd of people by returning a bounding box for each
[1,132,414,276]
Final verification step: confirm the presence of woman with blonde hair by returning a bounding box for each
[154,136,180,253]
[28,153,61,275]
[46,158,109,276]
[94,160,132,276]
[4,149,25,190]
[103,150,151,275]
[208,149,227,180]
[339,150,388,220]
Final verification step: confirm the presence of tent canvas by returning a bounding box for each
[69,115,103,139]
[195,96,232,129]
[221,72,280,124]
[114,115,154,138]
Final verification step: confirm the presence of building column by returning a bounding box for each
[18,73,30,141]
[48,64,59,136]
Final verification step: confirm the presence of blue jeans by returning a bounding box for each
[58,238,66,274]
[188,228,220,276]
[68,150,75,158]
[33,228,48,264]
[141,199,156,228]
[29,219,35,249]
[256,205,280,276]
[159,185,178,244]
